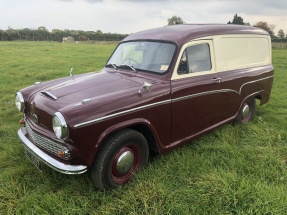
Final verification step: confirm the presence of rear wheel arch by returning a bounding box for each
[255,94,262,101]
[255,94,265,106]
[234,96,256,124]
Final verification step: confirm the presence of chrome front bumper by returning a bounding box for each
[18,127,87,174]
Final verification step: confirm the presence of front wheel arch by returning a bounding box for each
[90,128,149,190]
[96,119,160,155]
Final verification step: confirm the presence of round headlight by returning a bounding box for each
[52,112,68,139]
[15,92,25,112]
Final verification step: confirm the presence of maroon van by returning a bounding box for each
[16,24,274,190]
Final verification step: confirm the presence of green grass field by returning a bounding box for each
[1,41,287,214]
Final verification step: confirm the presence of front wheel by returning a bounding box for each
[235,97,256,124]
[91,129,149,190]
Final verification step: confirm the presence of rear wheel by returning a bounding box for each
[235,97,256,124]
[91,129,149,190]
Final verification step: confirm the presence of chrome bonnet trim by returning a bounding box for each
[41,91,58,100]
[74,75,274,128]
[18,128,87,174]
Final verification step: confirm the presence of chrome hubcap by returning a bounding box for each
[116,151,134,175]
[242,104,250,119]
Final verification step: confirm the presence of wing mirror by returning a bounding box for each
[138,82,152,94]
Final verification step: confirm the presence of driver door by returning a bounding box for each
[171,40,225,145]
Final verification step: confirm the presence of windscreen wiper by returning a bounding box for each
[105,63,118,69]
[118,64,136,72]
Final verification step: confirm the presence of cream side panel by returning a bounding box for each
[171,40,216,80]
[213,34,271,72]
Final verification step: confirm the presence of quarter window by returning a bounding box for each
[178,43,212,74]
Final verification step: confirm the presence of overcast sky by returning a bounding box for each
[1,0,287,35]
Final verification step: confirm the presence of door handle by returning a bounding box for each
[212,77,221,83]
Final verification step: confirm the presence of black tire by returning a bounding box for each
[235,97,256,124]
[91,129,149,190]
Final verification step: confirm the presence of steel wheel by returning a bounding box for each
[235,97,255,124]
[91,129,149,190]
[111,145,140,184]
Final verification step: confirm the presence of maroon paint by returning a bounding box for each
[18,24,273,170]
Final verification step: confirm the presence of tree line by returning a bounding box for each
[168,14,287,42]
[0,27,128,42]
[228,14,287,42]
[2,15,287,42]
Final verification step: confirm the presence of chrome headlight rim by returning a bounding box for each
[52,112,69,140]
[15,92,25,112]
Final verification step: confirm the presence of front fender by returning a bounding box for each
[96,118,159,148]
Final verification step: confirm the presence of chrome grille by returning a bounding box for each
[25,121,70,160]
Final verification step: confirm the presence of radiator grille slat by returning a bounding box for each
[25,121,70,160]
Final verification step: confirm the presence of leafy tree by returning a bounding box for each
[51,29,64,42]
[38,26,48,31]
[36,26,49,41]
[268,24,276,39]
[277,29,285,40]
[269,24,276,32]
[19,28,31,40]
[0,29,4,40]
[168,16,185,25]
[228,14,244,25]
[253,21,274,36]
[6,27,20,40]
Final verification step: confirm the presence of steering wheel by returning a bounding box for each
[123,58,139,65]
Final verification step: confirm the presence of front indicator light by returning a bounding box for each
[58,149,70,158]
[19,119,24,125]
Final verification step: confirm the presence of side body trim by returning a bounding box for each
[74,100,171,128]
[74,75,273,128]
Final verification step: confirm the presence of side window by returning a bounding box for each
[177,43,212,74]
